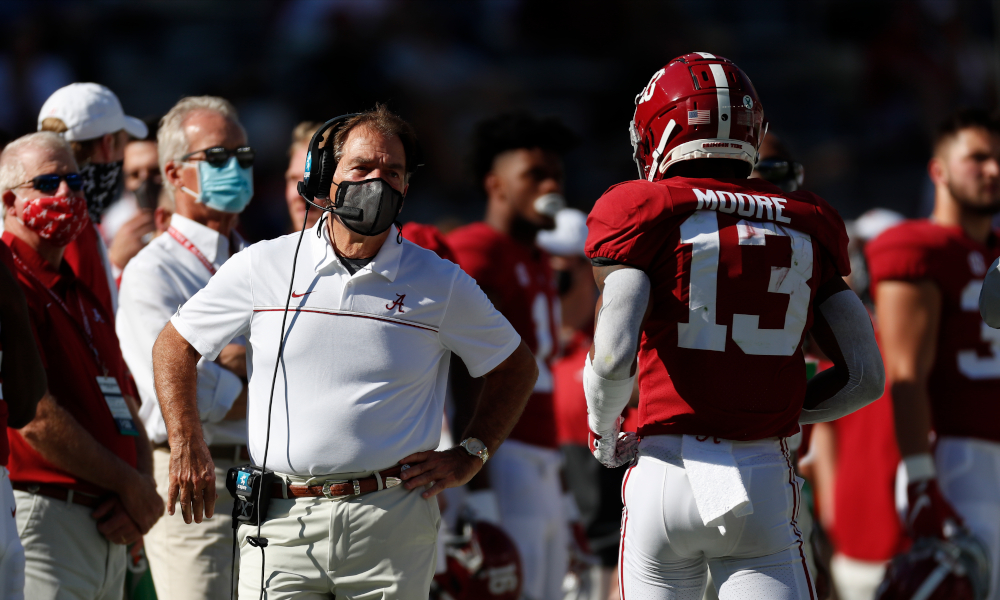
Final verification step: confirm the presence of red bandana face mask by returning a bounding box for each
[18,194,89,247]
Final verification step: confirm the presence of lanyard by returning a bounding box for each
[11,253,109,376]
[167,226,217,275]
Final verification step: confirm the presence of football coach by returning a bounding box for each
[151,104,538,599]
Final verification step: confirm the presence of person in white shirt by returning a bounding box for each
[116,95,254,600]
[151,104,539,600]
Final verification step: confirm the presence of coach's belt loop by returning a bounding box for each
[374,471,383,491]
[65,489,74,506]
[282,477,289,500]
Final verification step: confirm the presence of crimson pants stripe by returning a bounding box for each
[781,438,816,600]
[619,463,635,600]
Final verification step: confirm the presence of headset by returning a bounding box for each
[230,112,422,599]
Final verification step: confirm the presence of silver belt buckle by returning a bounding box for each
[321,479,361,499]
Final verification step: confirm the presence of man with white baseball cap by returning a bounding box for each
[38,82,147,319]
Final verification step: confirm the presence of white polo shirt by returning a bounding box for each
[171,220,521,475]
[117,213,246,446]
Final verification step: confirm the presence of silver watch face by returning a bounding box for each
[464,438,486,456]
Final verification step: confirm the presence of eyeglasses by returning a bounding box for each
[14,173,84,193]
[181,146,255,169]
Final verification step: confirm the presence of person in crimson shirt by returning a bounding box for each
[541,208,636,600]
[0,239,47,600]
[867,108,1000,599]
[39,83,149,319]
[0,132,162,600]
[447,110,578,600]
[585,54,883,599]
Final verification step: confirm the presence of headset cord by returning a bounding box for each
[250,203,312,600]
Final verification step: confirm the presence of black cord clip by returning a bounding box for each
[247,536,269,548]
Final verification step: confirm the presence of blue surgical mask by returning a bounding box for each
[181,157,253,213]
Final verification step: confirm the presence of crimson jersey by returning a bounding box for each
[586,177,850,441]
[449,222,559,448]
[400,222,455,263]
[552,331,637,446]
[866,220,1000,442]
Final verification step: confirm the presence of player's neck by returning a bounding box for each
[932,193,993,245]
[484,210,539,245]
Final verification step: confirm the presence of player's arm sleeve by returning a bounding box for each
[980,256,1000,328]
[585,183,661,270]
[439,267,521,378]
[585,267,650,434]
[170,248,254,362]
[800,287,885,424]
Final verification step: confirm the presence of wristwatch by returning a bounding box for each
[459,437,489,464]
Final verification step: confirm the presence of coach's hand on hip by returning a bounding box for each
[400,340,538,498]
[152,321,220,523]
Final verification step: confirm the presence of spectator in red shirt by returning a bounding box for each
[38,83,148,319]
[0,131,162,600]
[0,235,47,600]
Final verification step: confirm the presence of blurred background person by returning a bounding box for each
[867,108,1000,599]
[102,119,161,277]
[808,208,907,600]
[284,119,321,232]
[38,82,146,319]
[117,96,252,600]
[448,111,577,600]
[1,131,161,600]
[540,207,631,600]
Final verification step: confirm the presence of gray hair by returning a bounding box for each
[157,96,245,192]
[0,132,78,196]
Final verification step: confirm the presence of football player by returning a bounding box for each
[584,53,884,599]
[868,108,1000,599]
[447,111,578,600]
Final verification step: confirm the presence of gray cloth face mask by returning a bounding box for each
[329,177,404,237]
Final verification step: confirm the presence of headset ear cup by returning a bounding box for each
[317,145,335,200]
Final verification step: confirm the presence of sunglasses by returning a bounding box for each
[14,173,84,193]
[181,146,255,169]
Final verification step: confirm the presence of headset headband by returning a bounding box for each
[297,113,360,203]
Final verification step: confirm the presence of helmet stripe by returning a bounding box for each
[695,52,715,59]
[709,64,731,140]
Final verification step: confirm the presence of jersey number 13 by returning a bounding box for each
[677,210,813,356]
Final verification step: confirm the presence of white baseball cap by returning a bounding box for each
[37,83,148,142]
[537,208,589,257]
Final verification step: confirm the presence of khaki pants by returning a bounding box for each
[14,490,126,600]
[145,448,239,600]
[1,469,24,600]
[238,470,440,599]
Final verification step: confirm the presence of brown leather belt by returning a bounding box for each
[153,442,250,462]
[270,466,406,499]
[12,482,104,509]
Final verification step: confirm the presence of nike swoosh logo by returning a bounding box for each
[291,291,315,298]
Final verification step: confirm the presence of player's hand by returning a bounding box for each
[116,471,164,534]
[589,416,639,468]
[399,447,483,499]
[92,497,144,545]
[108,209,155,270]
[167,439,217,524]
[905,479,962,540]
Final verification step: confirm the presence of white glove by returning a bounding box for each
[588,416,639,468]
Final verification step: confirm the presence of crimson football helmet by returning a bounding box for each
[875,532,990,600]
[630,52,766,182]
[431,520,523,600]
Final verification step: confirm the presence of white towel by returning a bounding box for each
[681,435,754,529]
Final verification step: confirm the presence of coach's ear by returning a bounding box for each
[2,189,17,211]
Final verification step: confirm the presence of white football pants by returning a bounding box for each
[936,436,1000,600]
[619,435,816,600]
[490,439,568,600]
